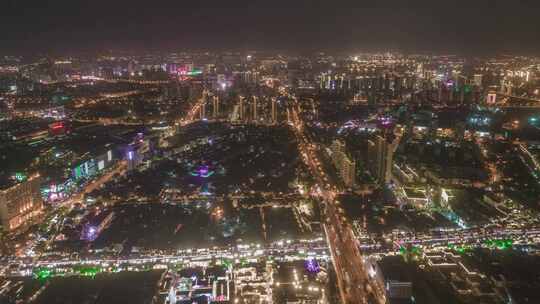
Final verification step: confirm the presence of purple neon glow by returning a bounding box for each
[304,258,320,273]
[81,225,98,241]
[190,165,214,178]
[199,166,209,176]
[128,151,134,160]
[377,116,393,127]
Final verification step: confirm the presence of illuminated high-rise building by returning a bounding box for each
[367,135,397,184]
[340,157,356,188]
[252,96,258,121]
[271,97,277,123]
[0,173,43,231]
[200,103,206,120]
[238,96,245,121]
[330,140,356,187]
[213,96,220,118]
[473,74,483,87]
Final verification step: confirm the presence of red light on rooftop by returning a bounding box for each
[51,122,64,129]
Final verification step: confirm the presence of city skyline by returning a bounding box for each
[2,2,540,304]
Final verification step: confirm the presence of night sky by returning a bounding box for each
[2,0,540,55]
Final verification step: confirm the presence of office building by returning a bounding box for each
[367,135,396,184]
[376,256,414,303]
[330,140,356,187]
[0,174,43,231]
[473,74,483,87]
[340,157,356,188]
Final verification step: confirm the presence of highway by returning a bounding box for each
[288,100,386,304]
[2,240,330,278]
[65,160,128,206]
[357,226,540,253]
[177,89,209,126]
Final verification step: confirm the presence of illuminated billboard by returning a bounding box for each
[73,159,97,180]
[98,160,105,170]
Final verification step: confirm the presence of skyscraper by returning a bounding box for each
[271,97,277,123]
[0,173,43,231]
[340,157,356,188]
[473,74,483,88]
[367,135,396,184]
[213,96,220,119]
[330,140,356,187]
[252,96,258,122]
